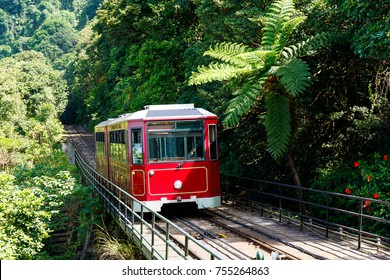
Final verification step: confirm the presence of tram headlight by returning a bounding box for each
[149,170,154,176]
[174,180,182,190]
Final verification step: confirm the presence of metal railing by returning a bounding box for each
[75,150,222,260]
[221,174,390,252]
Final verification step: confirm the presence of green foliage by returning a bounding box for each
[318,0,390,60]
[0,141,102,260]
[94,224,136,260]
[223,77,266,127]
[0,51,67,144]
[0,0,101,69]
[281,32,337,60]
[204,42,252,67]
[27,13,79,62]
[312,152,390,237]
[265,93,291,159]
[192,0,268,45]
[189,0,334,159]
[66,0,199,125]
[261,0,301,51]
[0,172,51,259]
[274,58,311,97]
[346,154,390,200]
[0,135,30,169]
[0,168,75,259]
[0,51,68,116]
[1,0,388,253]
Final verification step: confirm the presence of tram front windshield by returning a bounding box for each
[147,121,204,163]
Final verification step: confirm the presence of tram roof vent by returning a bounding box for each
[144,104,195,111]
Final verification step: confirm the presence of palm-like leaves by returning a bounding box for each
[189,0,333,159]
[274,58,311,97]
[265,93,291,159]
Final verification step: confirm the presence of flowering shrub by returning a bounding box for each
[311,152,389,237]
[345,153,389,202]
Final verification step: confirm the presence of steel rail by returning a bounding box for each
[172,216,252,260]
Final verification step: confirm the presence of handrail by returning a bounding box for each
[74,149,222,260]
[221,174,390,252]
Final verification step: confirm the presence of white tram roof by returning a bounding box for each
[96,104,216,128]
[95,118,115,129]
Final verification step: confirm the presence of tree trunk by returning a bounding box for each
[287,152,301,187]
[286,152,305,215]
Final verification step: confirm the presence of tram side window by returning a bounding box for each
[131,129,143,164]
[109,130,127,162]
[209,125,218,160]
[95,132,106,156]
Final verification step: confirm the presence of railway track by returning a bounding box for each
[173,215,255,260]
[159,207,312,260]
[64,124,389,260]
[64,125,96,169]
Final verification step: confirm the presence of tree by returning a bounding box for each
[0,172,50,259]
[317,0,390,61]
[0,51,68,143]
[27,12,79,63]
[189,0,334,161]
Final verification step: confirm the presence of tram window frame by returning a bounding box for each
[109,130,127,162]
[131,128,143,164]
[208,124,218,160]
[95,132,106,156]
[147,120,205,163]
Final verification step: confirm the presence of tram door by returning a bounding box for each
[130,128,145,196]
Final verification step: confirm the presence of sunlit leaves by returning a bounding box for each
[189,62,252,85]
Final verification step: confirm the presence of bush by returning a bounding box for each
[311,152,390,237]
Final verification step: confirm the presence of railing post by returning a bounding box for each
[125,195,128,223]
[358,199,363,250]
[377,238,381,254]
[278,185,282,223]
[151,213,156,259]
[339,227,343,241]
[298,185,304,230]
[118,191,122,220]
[165,223,170,260]
[326,193,330,238]
[140,206,144,253]
[184,236,189,259]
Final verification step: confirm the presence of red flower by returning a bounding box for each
[345,187,351,195]
[363,201,370,208]
[373,193,380,199]
[354,161,360,168]
[384,155,388,161]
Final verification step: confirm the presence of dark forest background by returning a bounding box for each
[0,0,389,259]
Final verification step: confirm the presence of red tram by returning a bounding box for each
[94,104,221,212]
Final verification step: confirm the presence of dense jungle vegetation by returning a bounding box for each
[0,0,389,259]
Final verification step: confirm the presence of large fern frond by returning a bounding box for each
[223,77,267,127]
[188,63,251,85]
[281,32,337,60]
[274,16,306,53]
[204,42,276,70]
[204,42,251,68]
[265,92,291,159]
[261,0,295,50]
[274,58,311,97]
[237,50,276,69]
